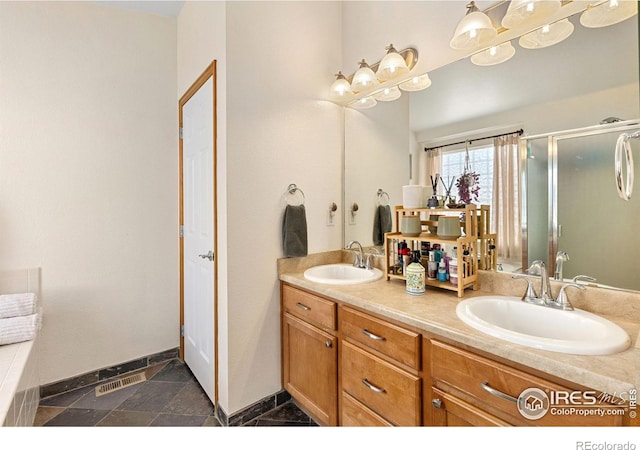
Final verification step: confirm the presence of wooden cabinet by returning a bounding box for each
[427,339,625,427]
[281,282,632,427]
[340,306,422,426]
[281,285,338,426]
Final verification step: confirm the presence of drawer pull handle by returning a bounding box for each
[362,378,386,394]
[361,329,386,341]
[325,341,332,348]
[481,381,518,404]
[432,398,443,409]
[295,302,311,311]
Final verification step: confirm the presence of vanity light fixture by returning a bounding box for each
[374,86,402,102]
[518,18,574,49]
[376,44,410,81]
[329,46,419,107]
[580,0,638,28]
[450,1,497,51]
[350,96,377,110]
[328,71,354,102]
[471,41,516,66]
[351,59,379,92]
[501,0,561,30]
[399,73,432,92]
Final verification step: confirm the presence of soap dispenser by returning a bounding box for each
[406,250,425,295]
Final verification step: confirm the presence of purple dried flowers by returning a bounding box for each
[456,170,480,204]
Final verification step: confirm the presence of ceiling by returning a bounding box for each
[409,11,639,133]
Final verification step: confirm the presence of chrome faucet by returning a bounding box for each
[527,260,554,304]
[513,260,594,311]
[554,251,569,281]
[346,240,365,269]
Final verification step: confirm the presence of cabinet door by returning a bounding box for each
[431,387,511,426]
[282,313,338,426]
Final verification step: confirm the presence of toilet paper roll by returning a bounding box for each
[402,185,427,209]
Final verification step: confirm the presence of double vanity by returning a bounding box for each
[278,250,639,427]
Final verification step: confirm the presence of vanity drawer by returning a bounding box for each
[431,340,624,426]
[282,284,336,330]
[341,391,393,427]
[341,306,420,370]
[341,341,421,426]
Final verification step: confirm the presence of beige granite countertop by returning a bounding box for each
[278,251,640,397]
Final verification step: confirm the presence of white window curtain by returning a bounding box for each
[492,133,521,263]
[419,147,442,188]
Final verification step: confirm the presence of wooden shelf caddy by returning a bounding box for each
[384,204,497,298]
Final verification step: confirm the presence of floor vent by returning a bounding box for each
[95,372,146,397]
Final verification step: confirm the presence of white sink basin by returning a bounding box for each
[303,264,383,285]
[456,295,631,355]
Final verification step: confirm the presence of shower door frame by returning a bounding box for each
[520,119,640,275]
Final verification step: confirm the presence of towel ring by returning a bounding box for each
[377,189,390,206]
[286,184,305,205]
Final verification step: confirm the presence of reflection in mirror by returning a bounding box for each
[524,122,640,292]
[343,9,639,292]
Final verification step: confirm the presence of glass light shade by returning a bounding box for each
[328,72,354,102]
[351,60,379,92]
[580,0,638,28]
[374,86,402,102]
[502,1,561,29]
[350,96,377,110]
[518,18,574,49]
[399,73,432,92]
[450,7,497,50]
[376,45,410,81]
[471,41,516,66]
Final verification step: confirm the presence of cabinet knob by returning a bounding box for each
[325,341,332,348]
[432,398,443,409]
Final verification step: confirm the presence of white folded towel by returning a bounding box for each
[0,292,37,319]
[0,308,42,345]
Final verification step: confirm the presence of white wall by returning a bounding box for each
[225,0,343,415]
[0,2,178,385]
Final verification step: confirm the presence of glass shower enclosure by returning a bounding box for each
[521,119,640,292]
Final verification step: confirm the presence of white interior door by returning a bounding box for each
[182,76,215,403]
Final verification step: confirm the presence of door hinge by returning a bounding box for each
[179,225,184,238]
[179,126,183,140]
[180,324,184,337]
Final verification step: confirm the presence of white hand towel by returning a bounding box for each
[0,308,42,345]
[0,293,37,319]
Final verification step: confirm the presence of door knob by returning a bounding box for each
[198,251,214,261]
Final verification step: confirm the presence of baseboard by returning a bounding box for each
[216,390,292,426]
[39,348,179,399]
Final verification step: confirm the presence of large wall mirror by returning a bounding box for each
[344,8,639,292]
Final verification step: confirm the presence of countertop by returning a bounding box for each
[279,253,640,397]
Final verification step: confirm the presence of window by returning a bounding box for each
[439,145,493,206]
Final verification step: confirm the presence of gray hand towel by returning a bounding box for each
[282,204,308,257]
[373,204,392,246]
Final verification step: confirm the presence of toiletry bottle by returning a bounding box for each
[449,256,458,286]
[437,259,447,282]
[397,241,406,274]
[406,250,425,295]
[427,252,437,281]
[432,244,442,263]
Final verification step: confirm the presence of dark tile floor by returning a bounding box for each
[35,358,314,427]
